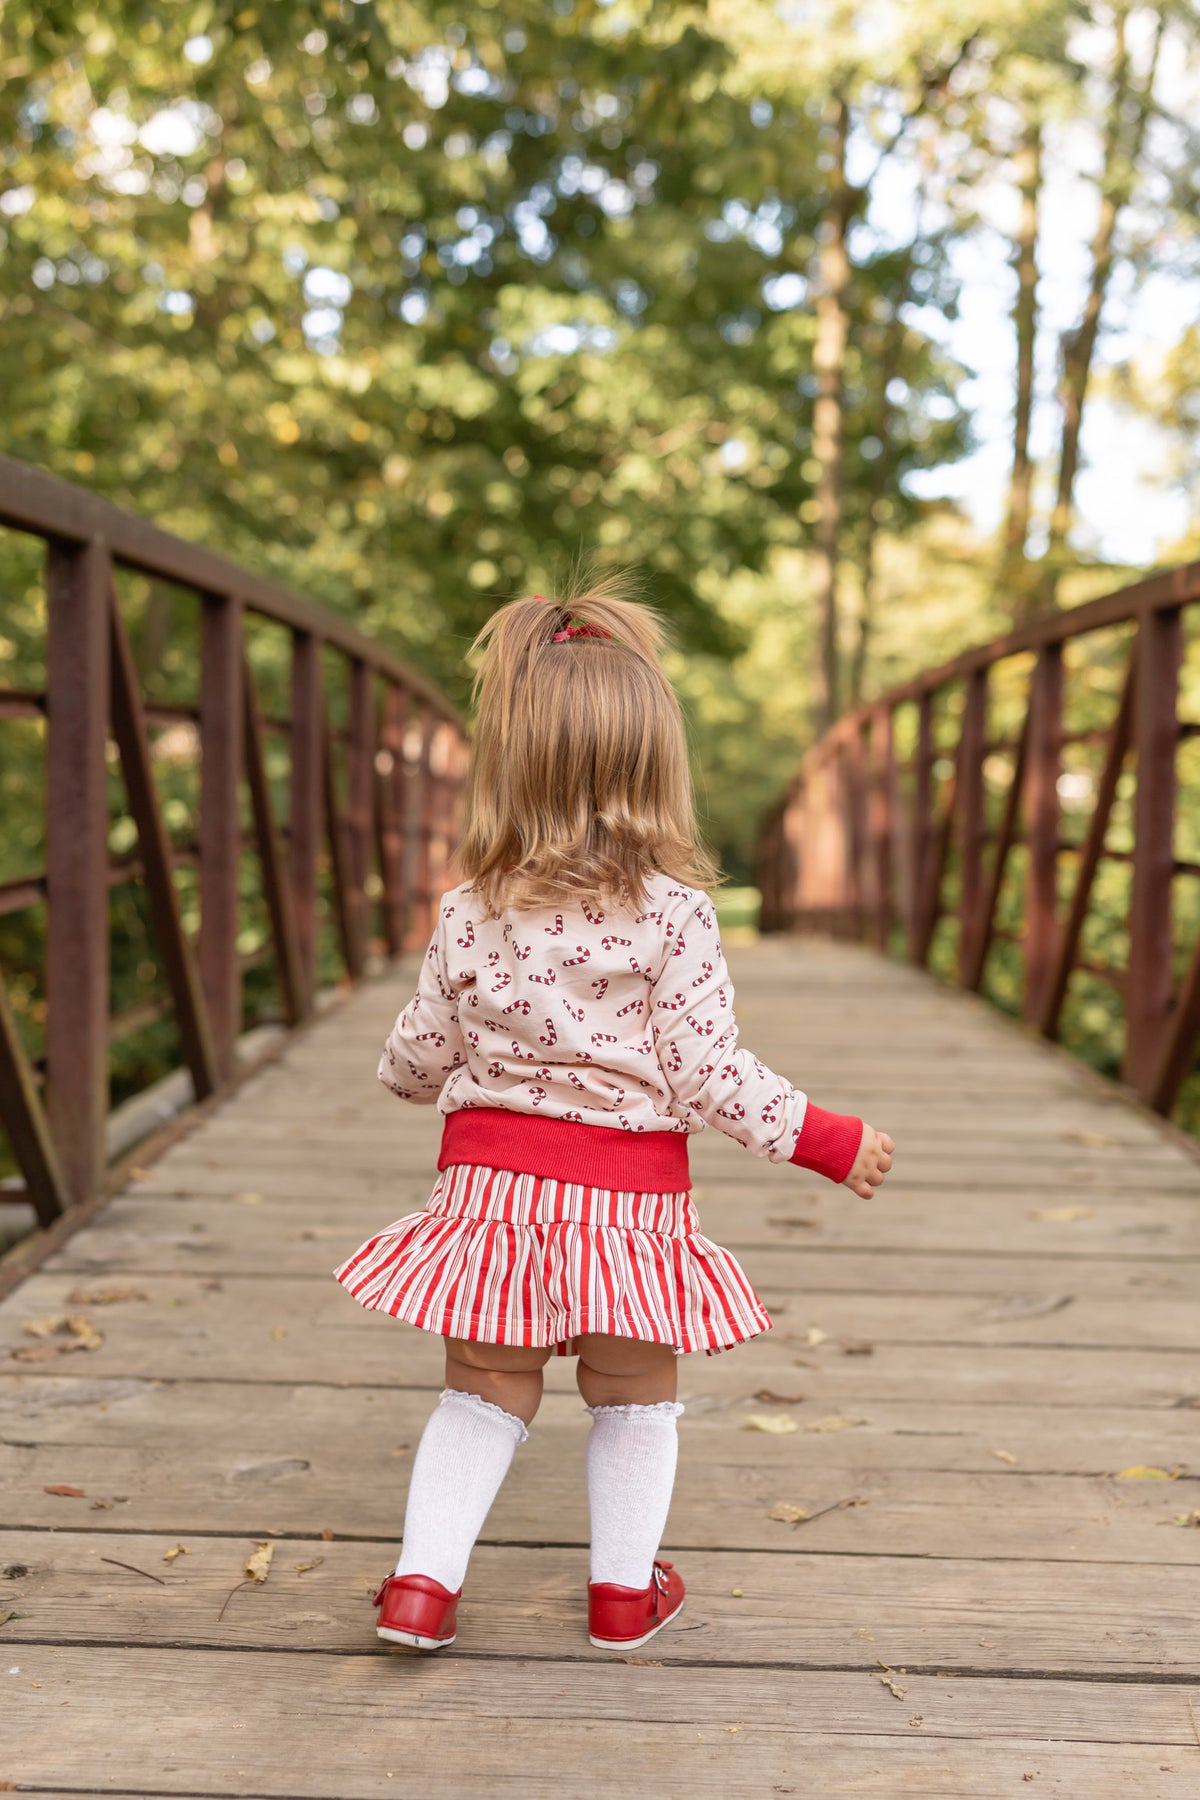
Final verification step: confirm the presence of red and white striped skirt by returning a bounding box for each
[332,1163,772,1357]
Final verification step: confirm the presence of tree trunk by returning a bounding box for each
[810,95,852,735]
[998,118,1042,618]
[1038,5,1163,607]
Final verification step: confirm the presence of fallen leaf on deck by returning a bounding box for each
[992,1450,1020,1466]
[43,1485,85,1498]
[0,1610,29,1628]
[800,1326,829,1346]
[742,1413,800,1435]
[244,1543,274,1583]
[64,1286,148,1306]
[767,1502,810,1524]
[805,1414,865,1433]
[622,1657,663,1666]
[877,1660,907,1701]
[320,1528,336,1541]
[270,1327,288,1341]
[1115,1465,1177,1480]
[236,1191,264,1205]
[1162,1511,1200,1528]
[730,1588,744,1598]
[294,1557,325,1575]
[163,1545,189,1563]
[909,1714,923,1727]
[1026,1206,1093,1223]
[753,1389,806,1405]
[978,1637,997,1648]
[18,1313,103,1353]
[1057,1131,1113,1148]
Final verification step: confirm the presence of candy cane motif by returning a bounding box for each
[487,1061,504,1078]
[466,1030,480,1049]
[563,1110,584,1123]
[694,904,716,931]
[529,968,556,985]
[617,1114,633,1131]
[628,955,644,976]
[544,913,564,936]
[539,1019,558,1047]
[697,1062,714,1079]
[717,988,728,1009]
[665,1043,682,1073]
[529,1086,548,1107]
[633,1038,655,1056]
[687,1014,715,1038]
[486,950,501,966]
[567,1070,588,1091]
[601,936,631,950]
[591,1031,618,1046]
[456,921,475,949]
[442,903,456,919]
[415,1030,446,1048]
[513,942,532,960]
[561,998,585,1022]
[616,997,644,1018]
[491,973,512,993]
[465,992,480,1008]
[717,1102,745,1121]
[582,901,606,924]
[761,1093,783,1125]
[591,978,609,999]
[562,947,590,966]
[502,998,531,1016]
[656,992,688,1012]
[691,962,714,987]
[720,1062,743,1085]
[671,933,688,958]
[482,1017,506,1032]
[606,1087,626,1106]
[635,909,664,924]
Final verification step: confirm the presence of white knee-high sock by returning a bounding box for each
[585,1400,684,1590]
[395,1388,527,1591]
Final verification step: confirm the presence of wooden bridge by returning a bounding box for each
[1,463,1199,1796]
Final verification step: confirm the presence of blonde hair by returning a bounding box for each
[459,568,720,912]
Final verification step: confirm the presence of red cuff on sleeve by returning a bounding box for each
[789,1104,863,1184]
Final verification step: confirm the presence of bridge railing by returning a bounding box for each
[0,456,469,1226]
[757,563,1200,1124]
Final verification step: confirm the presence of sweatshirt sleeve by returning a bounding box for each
[649,889,862,1181]
[377,906,468,1104]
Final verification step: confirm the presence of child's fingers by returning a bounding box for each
[879,1134,895,1155]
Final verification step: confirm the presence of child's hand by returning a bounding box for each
[844,1124,894,1198]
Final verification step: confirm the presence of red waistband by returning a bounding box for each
[437,1108,692,1192]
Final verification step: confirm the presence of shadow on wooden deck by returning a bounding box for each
[3,937,1199,1797]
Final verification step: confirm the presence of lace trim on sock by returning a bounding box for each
[439,1386,529,1444]
[585,1400,685,1421]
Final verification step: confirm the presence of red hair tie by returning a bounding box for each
[552,619,612,642]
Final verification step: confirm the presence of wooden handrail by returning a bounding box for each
[0,457,470,1225]
[756,559,1200,1125]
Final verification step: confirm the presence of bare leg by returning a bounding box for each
[444,1336,553,1426]
[575,1332,679,1408]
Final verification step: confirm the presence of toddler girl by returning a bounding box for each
[334,578,893,1653]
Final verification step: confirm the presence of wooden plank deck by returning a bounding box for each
[3,936,1200,1798]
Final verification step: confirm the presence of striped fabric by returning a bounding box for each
[333,1163,772,1357]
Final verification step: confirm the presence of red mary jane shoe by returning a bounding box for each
[588,1559,686,1651]
[373,1572,461,1650]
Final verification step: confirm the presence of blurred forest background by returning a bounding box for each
[1,0,1199,1125]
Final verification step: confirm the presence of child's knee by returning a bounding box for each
[575,1333,678,1406]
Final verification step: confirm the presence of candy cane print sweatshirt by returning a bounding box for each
[378,872,863,1191]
